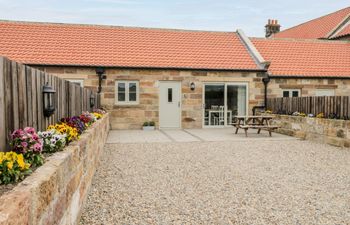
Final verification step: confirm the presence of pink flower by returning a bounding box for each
[33,143,42,152]
[11,129,24,138]
[24,127,35,135]
[32,134,39,141]
[21,142,28,148]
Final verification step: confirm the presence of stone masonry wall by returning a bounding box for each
[0,114,110,225]
[37,66,265,129]
[267,78,350,98]
[269,114,350,148]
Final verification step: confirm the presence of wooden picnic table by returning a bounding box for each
[232,115,278,137]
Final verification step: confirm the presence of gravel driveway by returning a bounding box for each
[80,139,350,224]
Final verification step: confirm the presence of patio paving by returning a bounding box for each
[107,128,294,143]
[81,130,350,224]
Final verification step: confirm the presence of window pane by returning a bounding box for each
[118,93,125,101]
[129,93,136,101]
[129,83,137,92]
[118,83,125,92]
[283,91,289,97]
[292,91,299,97]
[168,88,173,102]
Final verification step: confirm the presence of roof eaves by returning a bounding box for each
[269,74,350,79]
[26,62,266,72]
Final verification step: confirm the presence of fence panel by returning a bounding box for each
[0,57,101,151]
[267,96,350,119]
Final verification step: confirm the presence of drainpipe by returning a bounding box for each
[262,76,270,110]
[253,73,270,115]
[95,67,106,93]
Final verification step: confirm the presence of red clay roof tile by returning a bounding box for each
[0,21,260,71]
[273,7,350,40]
[251,38,350,77]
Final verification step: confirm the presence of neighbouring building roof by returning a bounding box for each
[250,38,350,77]
[272,7,350,40]
[0,20,261,71]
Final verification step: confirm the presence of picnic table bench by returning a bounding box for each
[232,115,279,137]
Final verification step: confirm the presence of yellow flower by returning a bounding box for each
[5,152,17,161]
[17,159,25,170]
[7,161,13,170]
[47,125,55,130]
[93,112,102,119]
[0,152,4,164]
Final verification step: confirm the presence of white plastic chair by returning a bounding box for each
[214,106,225,125]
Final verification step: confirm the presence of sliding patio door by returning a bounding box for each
[204,83,247,127]
[226,84,247,125]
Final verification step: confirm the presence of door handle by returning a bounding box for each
[178,102,180,107]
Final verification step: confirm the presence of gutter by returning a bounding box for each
[27,64,266,73]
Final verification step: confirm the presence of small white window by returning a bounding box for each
[67,79,84,87]
[115,81,139,105]
[282,89,300,97]
[315,89,334,96]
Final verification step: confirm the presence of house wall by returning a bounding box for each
[267,78,350,98]
[35,66,265,129]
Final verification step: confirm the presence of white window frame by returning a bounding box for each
[315,89,335,96]
[115,80,139,105]
[282,89,300,97]
[67,79,84,87]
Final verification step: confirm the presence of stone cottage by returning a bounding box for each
[0,21,269,129]
[0,7,349,129]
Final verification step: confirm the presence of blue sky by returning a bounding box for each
[0,0,348,36]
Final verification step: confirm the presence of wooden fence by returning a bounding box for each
[267,96,350,119]
[0,57,101,151]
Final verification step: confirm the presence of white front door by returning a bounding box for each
[159,81,181,129]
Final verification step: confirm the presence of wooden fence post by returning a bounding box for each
[0,57,5,151]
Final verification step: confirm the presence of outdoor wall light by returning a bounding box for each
[190,82,195,91]
[90,93,95,109]
[95,67,106,93]
[42,82,56,117]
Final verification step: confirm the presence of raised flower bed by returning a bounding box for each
[0,109,110,225]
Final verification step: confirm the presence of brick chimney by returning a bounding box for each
[265,19,281,38]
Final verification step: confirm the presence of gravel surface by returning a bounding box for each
[80,140,350,225]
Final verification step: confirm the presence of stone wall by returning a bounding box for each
[269,114,350,148]
[267,78,350,98]
[36,66,265,129]
[0,114,110,225]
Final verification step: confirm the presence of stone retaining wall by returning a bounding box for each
[270,114,350,147]
[0,114,110,225]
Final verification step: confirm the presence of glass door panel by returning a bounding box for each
[204,84,224,126]
[204,83,247,127]
[226,85,247,125]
